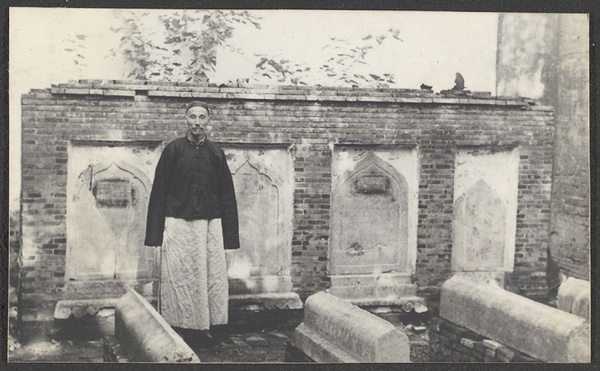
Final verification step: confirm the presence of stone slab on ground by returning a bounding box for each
[292,291,410,363]
[115,288,200,363]
[557,277,590,321]
[440,275,590,363]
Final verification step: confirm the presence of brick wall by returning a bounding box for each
[19,80,554,320]
[428,317,539,362]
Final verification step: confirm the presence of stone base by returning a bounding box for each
[62,279,155,300]
[229,292,303,311]
[328,273,426,313]
[227,292,304,333]
[349,296,427,311]
[229,275,293,295]
[55,298,119,319]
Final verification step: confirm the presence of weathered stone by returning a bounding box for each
[557,277,590,321]
[329,148,422,305]
[229,292,303,311]
[67,146,161,283]
[453,149,520,274]
[292,292,410,363]
[330,150,414,276]
[115,288,199,363]
[225,148,295,297]
[440,275,590,362]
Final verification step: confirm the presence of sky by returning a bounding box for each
[9,8,499,210]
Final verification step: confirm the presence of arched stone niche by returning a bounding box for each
[224,147,295,296]
[452,147,520,285]
[68,160,152,280]
[331,151,409,274]
[64,142,162,302]
[329,148,422,307]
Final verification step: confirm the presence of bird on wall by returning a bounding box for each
[420,83,433,90]
[452,73,465,91]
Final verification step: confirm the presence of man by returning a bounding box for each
[145,101,240,346]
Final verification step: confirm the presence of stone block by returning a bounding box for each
[292,292,410,363]
[440,275,590,362]
[54,298,117,319]
[557,277,590,321]
[115,288,199,363]
[229,292,303,311]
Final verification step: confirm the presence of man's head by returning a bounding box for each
[185,101,210,137]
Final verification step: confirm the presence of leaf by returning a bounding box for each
[76,34,87,40]
[362,34,372,40]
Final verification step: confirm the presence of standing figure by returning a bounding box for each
[145,101,239,346]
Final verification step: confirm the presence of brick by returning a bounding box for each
[19,81,554,318]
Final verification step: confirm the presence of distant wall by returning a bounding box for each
[496,13,590,284]
[19,80,554,320]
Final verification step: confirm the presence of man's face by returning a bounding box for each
[185,106,210,136]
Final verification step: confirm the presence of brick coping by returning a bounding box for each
[26,79,552,110]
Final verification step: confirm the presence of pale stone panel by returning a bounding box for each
[453,148,519,273]
[331,148,419,275]
[224,147,294,294]
[292,292,410,363]
[66,143,162,282]
[440,275,590,363]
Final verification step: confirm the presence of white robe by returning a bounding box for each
[160,217,228,330]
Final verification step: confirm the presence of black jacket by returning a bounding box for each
[144,137,240,249]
